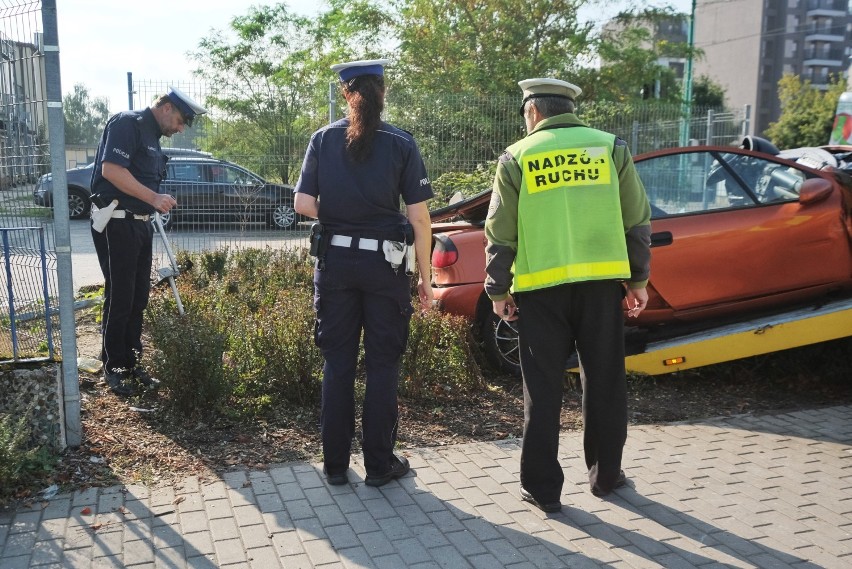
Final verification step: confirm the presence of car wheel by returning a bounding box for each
[68,188,91,219]
[269,203,297,229]
[480,311,522,378]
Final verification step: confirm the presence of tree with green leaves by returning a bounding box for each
[764,74,846,148]
[189,1,391,184]
[63,84,110,145]
[392,0,595,97]
[692,75,725,107]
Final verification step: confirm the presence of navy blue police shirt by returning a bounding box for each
[294,118,433,234]
[90,108,166,215]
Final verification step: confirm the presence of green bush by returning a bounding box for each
[146,247,485,419]
[0,406,54,500]
[146,297,231,417]
[401,309,485,399]
[430,162,496,207]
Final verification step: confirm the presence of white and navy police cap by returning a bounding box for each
[518,78,582,115]
[331,59,391,82]
[166,86,207,127]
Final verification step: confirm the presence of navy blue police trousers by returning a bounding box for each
[313,244,413,477]
[91,217,153,374]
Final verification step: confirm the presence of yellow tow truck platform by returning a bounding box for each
[616,295,852,376]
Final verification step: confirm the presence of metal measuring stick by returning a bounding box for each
[153,213,185,316]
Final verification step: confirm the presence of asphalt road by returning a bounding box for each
[66,218,311,292]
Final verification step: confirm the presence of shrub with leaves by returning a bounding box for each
[146,246,486,418]
[0,406,54,501]
[146,296,230,417]
[401,309,485,400]
[430,162,496,207]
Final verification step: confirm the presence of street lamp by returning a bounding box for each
[679,0,696,146]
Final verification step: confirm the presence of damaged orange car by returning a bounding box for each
[429,140,852,375]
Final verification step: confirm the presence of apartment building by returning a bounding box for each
[694,0,851,136]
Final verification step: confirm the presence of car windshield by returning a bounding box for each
[635,150,810,217]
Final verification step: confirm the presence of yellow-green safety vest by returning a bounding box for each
[509,126,630,292]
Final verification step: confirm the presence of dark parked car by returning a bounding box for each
[156,157,297,230]
[429,140,852,375]
[33,148,212,220]
[33,149,298,230]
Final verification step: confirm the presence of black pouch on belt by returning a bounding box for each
[309,222,324,257]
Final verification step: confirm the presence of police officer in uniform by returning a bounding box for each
[485,78,651,512]
[294,59,434,487]
[90,87,207,397]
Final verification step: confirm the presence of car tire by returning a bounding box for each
[68,188,91,220]
[480,311,522,378]
[269,203,297,229]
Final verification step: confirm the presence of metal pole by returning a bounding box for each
[679,0,696,146]
[328,81,336,124]
[2,230,18,359]
[705,108,715,146]
[127,71,134,110]
[38,227,56,360]
[742,104,751,137]
[42,0,81,448]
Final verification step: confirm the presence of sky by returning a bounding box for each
[56,0,693,115]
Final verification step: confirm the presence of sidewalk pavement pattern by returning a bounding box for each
[1,405,850,569]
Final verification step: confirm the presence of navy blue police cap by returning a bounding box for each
[166,86,207,127]
[331,59,391,82]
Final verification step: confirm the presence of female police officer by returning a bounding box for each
[294,59,434,487]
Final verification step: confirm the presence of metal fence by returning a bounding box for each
[0,0,59,363]
[132,78,749,254]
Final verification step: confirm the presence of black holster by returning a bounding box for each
[309,222,330,270]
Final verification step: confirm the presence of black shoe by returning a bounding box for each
[519,486,562,513]
[132,366,160,390]
[105,370,135,397]
[591,470,627,497]
[365,454,410,487]
[323,467,349,486]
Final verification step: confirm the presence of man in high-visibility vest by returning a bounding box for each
[485,78,651,512]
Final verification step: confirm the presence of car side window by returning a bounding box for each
[169,163,202,182]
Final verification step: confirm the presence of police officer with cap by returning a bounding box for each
[90,86,207,396]
[294,59,434,487]
[485,78,651,511]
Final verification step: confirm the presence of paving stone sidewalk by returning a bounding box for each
[2,405,850,568]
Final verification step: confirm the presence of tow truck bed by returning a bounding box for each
[619,295,852,375]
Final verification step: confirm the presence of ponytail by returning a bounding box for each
[343,75,385,162]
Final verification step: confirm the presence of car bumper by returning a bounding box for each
[33,189,52,207]
[431,282,484,320]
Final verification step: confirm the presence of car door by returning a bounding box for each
[218,164,266,223]
[634,148,851,313]
[164,161,218,218]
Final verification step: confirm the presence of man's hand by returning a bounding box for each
[626,286,648,318]
[492,295,518,321]
[152,193,177,214]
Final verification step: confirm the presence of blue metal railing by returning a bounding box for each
[1,226,55,360]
